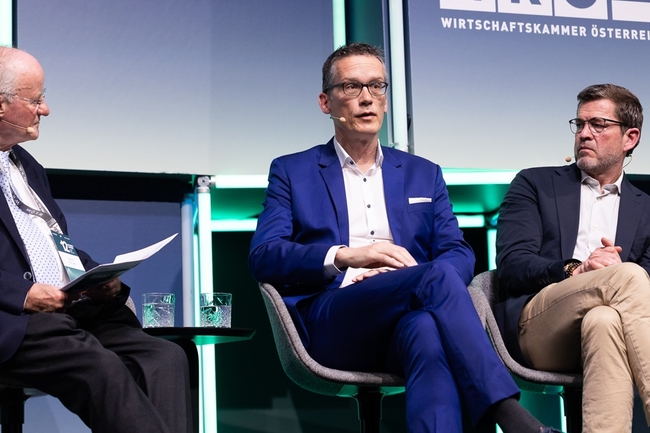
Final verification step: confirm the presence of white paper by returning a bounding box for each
[113,233,178,264]
[61,233,178,292]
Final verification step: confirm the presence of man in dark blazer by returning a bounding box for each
[0,47,191,432]
[250,43,559,433]
[497,83,650,432]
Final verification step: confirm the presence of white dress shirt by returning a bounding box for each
[323,139,394,287]
[572,171,622,262]
[3,152,68,285]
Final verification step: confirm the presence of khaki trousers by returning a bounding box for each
[519,262,650,433]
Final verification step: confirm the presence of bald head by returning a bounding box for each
[0,47,44,99]
[0,47,49,149]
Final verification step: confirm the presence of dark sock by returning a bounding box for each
[489,397,544,433]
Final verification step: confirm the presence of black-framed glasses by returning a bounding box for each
[569,117,628,134]
[324,81,389,97]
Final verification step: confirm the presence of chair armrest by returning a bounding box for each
[467,275,582,390]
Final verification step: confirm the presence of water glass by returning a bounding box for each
[200,292,232,328]
[142,293,175,328]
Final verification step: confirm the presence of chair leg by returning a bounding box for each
[355,387,384,433]
[0,390,28,433]
[561,387,582,433]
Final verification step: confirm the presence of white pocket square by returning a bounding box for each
[408,197,432,204]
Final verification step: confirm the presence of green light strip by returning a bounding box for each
[211,219,258,232]
[211,169,517,190]
[332,0,346,49]
[442,169,517,185]
[487,228,497,270]
[211,216,482,232]
[0,0,12,47]
[196,187,217,433]
[388,0,409,152]
[456,215,485,228]
[212,175,267,189]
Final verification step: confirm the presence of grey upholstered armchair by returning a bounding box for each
[468,270,583,433]
[259,282,404,433]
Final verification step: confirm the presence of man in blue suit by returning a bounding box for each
[497,84,650,432]
[0,47,191,432]
[249,43,558,433]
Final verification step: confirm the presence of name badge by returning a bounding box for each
[51,231,85,281]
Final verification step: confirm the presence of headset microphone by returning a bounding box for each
[565,156,573,163]
[623,153,633,168]
[2,119,35,134]
[329,115,346,123]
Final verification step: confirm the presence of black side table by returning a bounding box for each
[144,327,255,433]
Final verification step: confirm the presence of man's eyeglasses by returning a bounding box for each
[4,89,46,108]
[324,81,389,97]
[569,117,628,134]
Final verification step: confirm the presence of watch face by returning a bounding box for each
[564,261,581,277]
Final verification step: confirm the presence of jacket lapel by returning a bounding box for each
[553,165,582,259]
[317,142,404,246]
[0,159,32,265]
[382,149,404,246]
[616,177,643,262]
[318,140,349,246]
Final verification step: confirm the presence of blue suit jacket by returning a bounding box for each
[495,164,650,365]
[249,139,475,345]
[0,145,99,363]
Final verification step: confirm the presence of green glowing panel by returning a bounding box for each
[210,188,265,221]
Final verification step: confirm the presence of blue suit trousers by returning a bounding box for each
[299,261,519,433]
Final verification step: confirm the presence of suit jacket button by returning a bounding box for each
[23,272,32,281]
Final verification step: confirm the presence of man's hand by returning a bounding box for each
[351,267,394,283]
[24,283,79,313]
[335,243,417,271]
[574,237,622,275]
[81,278,122,302]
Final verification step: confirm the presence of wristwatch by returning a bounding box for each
[563,259,582,278]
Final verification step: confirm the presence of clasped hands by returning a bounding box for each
[24,277,122,313]
[572,237,622,276]
[334,242,418,283]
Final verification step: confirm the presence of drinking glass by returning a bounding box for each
[200,292,232,328]
[142,293,175,328]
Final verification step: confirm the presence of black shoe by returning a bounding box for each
[539,427,564,433]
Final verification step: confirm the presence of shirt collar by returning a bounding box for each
[333,137,384,169]
[580,170,623,195]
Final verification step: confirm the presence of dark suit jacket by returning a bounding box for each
[0,145,99,363]
[249,139,475,345]
[495,163,650,366]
